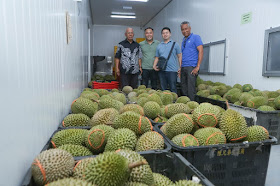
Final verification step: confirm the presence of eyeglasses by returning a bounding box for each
[183,39,187,48]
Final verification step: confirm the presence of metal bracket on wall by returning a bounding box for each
[66,11,72,44]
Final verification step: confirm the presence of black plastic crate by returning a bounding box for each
[149,118,157,126]
[154,123,277,186]
[228,103,280,144]
[195,95,227,110]
[39,127,172,161]
[21,152,214,186]
[21,127,172,186]
[148,118,166,126]
[141,152,214,186]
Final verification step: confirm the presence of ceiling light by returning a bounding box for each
[111,11,136,19]
[111,12,135,16]
[111,15,136,19]
[123,6,132,9]
[125,0,149,2]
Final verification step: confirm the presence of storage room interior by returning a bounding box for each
[1,0,280,186]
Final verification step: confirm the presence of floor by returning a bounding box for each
[265,145,280,186]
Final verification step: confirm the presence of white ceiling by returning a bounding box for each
[90,0,172,27]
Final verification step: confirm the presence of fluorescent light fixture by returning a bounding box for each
[111,11,136,19]
[125,0,149,2]
[111,12,135,16]
[123,6,132,9]
[111,15,136,19]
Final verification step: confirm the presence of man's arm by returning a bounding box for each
[177,53,182,77]
[138,45,143,74]
[153,57,159,71]
[191,45,203,75]
[115,44,122,76]
[115,58,120,76]
[138,58,142,74]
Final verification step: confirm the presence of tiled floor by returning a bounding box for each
[265,145,280,186]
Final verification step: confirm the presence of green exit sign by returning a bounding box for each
[241,12,252,24]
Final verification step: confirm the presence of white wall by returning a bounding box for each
[92,25,143,58]
[0,0,92,185]
[146,0,280,90]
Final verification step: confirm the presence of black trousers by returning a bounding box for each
[121,73,139,89]
[141,69,158,90]
[181,66,197,101]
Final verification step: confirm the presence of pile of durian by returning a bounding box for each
[196,76,280,111]
[159,101,270,147]
[30,84,271,185]
[31,149,202,186]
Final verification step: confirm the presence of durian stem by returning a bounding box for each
[106,122,113,126]
[157,115,163,120]
[128,160,148,169]
[226,101,230,110]
[91,98,99,103]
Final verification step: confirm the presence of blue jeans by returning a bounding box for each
[158,71,177,93]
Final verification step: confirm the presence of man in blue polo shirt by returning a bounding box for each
[180,21,203,100]
[153,27,182,93]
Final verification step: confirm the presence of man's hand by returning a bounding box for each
[177,68,181,78]
[191,66,199,76]
[153,65,159,71]
[139,67,143,75]
[115,58,120,76]
[116,69,120,76]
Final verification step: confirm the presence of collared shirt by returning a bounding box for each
[156,39,181,72]
[181,33,203,67]
[139,40,160,70]
[115,39,142,74]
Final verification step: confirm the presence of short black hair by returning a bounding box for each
[161,27,171,33]
[144,27,153,31]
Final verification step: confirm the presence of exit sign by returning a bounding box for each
[241,12,252,24]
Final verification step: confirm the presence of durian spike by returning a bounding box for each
[128,160,148,169]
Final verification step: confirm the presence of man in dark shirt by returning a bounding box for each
[115,27,142,89]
